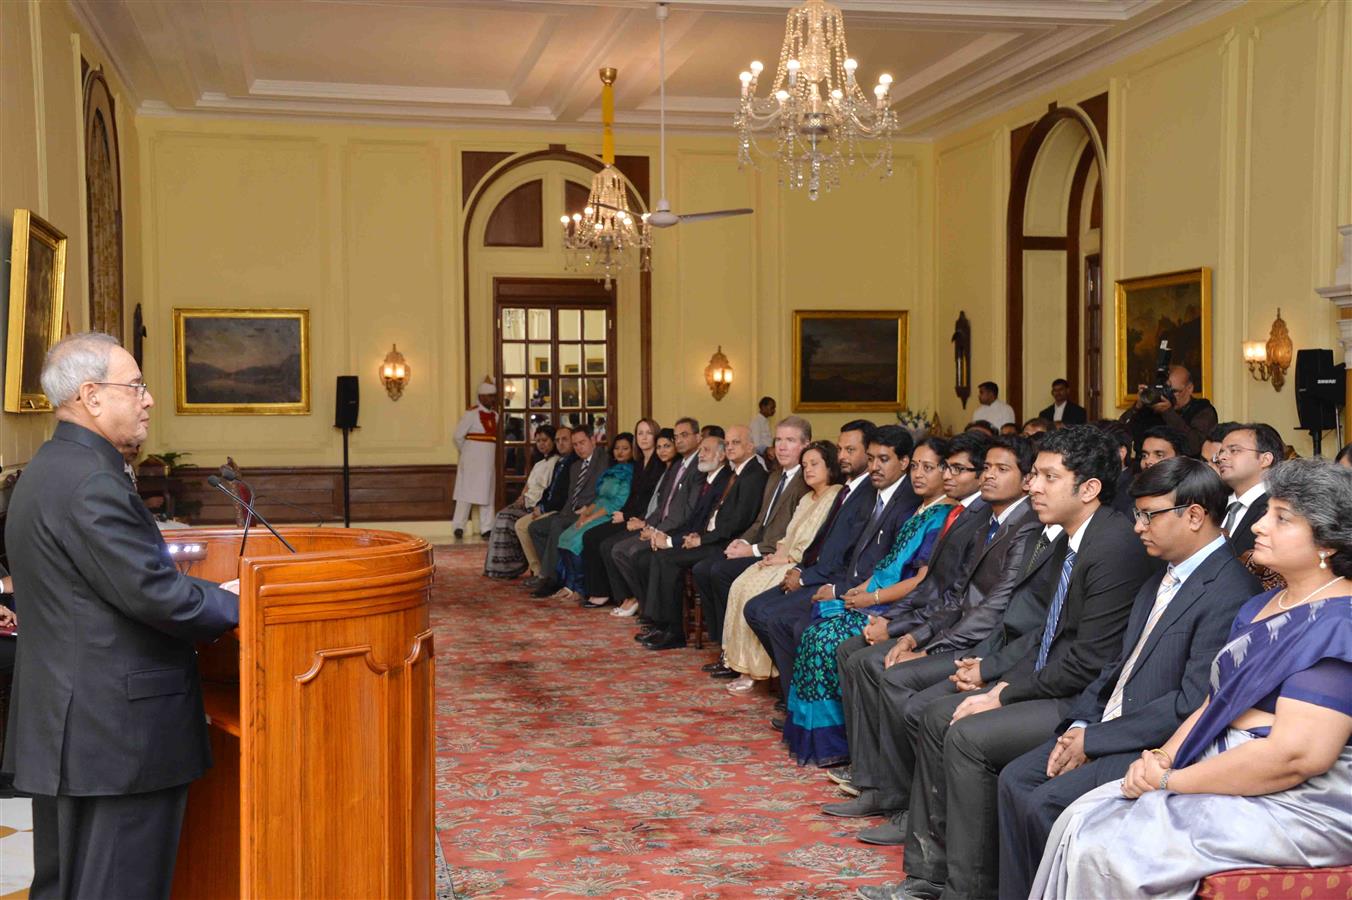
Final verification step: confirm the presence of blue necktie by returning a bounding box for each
[985,515,1000,545]
[1035,549,1077,670]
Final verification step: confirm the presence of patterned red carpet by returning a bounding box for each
[431,544,902,899]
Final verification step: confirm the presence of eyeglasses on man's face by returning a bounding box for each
[1131,503,1191,526]
[89,380,150,400]
[1214,444,1260,459]
[941,462,978,475]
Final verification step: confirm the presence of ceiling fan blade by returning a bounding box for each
[675,208,755,224]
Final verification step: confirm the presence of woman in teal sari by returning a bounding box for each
[783,437,954,767]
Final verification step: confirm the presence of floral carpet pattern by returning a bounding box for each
[431,544,904,898]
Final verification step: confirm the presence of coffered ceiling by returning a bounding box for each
[71,0,1242,138]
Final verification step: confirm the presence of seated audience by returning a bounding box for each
[1200,423,1233,475]
[485,424,560,578]
[1097,419,1136,516]
[999,423,1019,436]
[516,425,576,585]
[527,424,609,596]
[966,420,996,438]
[723,441,844,693]
[998,457,1259,899]
[1022,418,1052,436]
[1119,364,1217,456]
[1039,378,1087,426]
[553,433,635,603]
[783,437,953,767]
[1215,422,1283,556]
[1030,458,1352,898]
[974,381,1017,430]
[1139,425,1184,470]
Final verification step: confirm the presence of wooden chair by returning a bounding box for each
[682,570,705,649]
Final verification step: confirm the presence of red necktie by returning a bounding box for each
[939,504,964,538]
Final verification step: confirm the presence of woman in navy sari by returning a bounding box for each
[1032,458,1352,899]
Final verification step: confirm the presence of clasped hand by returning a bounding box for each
[949,657,985,692]
[950,683,1004,723]
[1046,727,1089,777]
[1120,750,1169,798]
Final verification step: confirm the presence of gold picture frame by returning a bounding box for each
[1114,267,1212,409]
[4,210,68,413]
[173,308,310,415]
[792,310,908,412]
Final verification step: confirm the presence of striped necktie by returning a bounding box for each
[1102,570,1180,720]
[1221,500,1243,538]
[569,457,591,506]
[1021,531,1052,579]
[985,514,1000,545]
[1035,549,1078,670]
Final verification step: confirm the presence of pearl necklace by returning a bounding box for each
[1276,575,1346,610]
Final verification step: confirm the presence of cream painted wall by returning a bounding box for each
[1,0,141,475]
[933,0,1352,453]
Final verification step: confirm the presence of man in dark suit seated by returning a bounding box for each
[996,456,1260,899]
[862,426,1155,900]
[1215,421,1282,557]
[527,423,609,596]
[745,425,921,722]
[3,333,239,899]
[1038,378,1087,427]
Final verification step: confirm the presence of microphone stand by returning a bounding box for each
[219,469,338,527]
[207,476,297,553]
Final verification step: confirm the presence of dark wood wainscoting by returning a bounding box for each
[164,465,456,524]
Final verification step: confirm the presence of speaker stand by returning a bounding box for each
[340,425,353,527]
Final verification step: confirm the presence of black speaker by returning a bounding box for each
[1294,349,1343,431]
[335,375,360,429]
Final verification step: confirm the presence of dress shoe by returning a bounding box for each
[700,657,725,672]
[821,790,899,819]
[642,630,687,651]
[826,765,852,787]
[454,528,464,539]
[770,716,785,731]
[856,811,908,846]
[857,883,908,900]
[521,576,542,590]
[708,664,737,679]
[530,580,558,598]
[774,699,786,712]
[634,627,658,642]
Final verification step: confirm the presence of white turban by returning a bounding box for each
[477,378,496,396]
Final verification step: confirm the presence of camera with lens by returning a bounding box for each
[1139,340,1176,408]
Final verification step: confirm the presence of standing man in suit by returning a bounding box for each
[528,423,608,596]
[638,426,767,650]
[867,426,1154,900]
[1038,378,1087,427]
[997,457,1259,900]
[3,333,239,899]
[696,417,811,665]
[1215,421,1283,557]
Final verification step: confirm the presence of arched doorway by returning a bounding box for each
[1006,98,1107,422]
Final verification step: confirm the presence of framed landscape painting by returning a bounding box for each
[173,308,310,414]
[1114,267,1211,409]
[793,310,908,411]
[4,210,67,413]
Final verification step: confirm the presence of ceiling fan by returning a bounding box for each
[600,3,752,229]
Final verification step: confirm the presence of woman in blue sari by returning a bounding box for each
[783,437,954,767]
[1032,458,1352,899]
[552,434,634,603]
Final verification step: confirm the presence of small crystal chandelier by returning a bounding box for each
[735,0,897,200]
[562,67,651,289]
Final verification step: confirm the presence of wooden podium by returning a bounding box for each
[168,527,436,899]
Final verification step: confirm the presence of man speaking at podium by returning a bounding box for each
[2,333,240,899]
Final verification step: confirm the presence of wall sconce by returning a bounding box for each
[704,346,733,401]
[1243,309,1293,390]
[380,344,410,400]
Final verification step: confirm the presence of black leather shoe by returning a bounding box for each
[856,811,909,846]
[634,626,660,642]
[454,528,464,539]
[643,630,687,651]
[530,580,557,598]
[521,576,542,590]
[770,716,785,731]
[821,790,901,819]
[708,664,738,679]
[700,657,725,672]
[774,699,787,712]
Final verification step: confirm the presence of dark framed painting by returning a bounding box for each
[173,308,310,415]
[1114,267,1211,408]
[792,310,908,411]
[4,210,68,413]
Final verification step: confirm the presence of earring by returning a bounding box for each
[1319,552,1330,570]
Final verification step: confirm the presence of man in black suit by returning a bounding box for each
[1215,421,1282,557]
[637,426,767,650]
[863,426,1155,900]
[3,333,239,899]
[745,425,920,716]
[528,423,609,596]
[827,436,1041,842]
[996,457,1259,900]
[1038,378,1087,427]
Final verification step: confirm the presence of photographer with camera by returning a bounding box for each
[1119,362,1217,458]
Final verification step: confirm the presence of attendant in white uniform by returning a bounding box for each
[973,381,1017,431]
[750,396,777,456]
[452,378,499,538]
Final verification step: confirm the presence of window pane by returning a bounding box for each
[558,309,581,341]
[585,377,606,409]
[529,344,551,374]
[502,308,526,340]
[502,343,526,375]
[584,309,606,340]
[559,344,582,375]
[504,377,526,409]
[503,414,528,476]
[559,377,581,409]
[585,343,607,374]
[592,413,608,443]
[529,413,553,438]
[529,378,552,408]
[527,309,551,340]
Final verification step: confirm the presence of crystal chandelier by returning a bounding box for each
[562,67,651,289]
[735,0,897,200]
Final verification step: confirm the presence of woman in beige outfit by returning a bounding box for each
[724,441,843,689]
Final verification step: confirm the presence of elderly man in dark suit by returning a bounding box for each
[3,333,239,899]
[528,422,610,596]
[996,457,1259,900]
[863,426,1156,900]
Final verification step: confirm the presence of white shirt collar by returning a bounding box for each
[1065,514,1092,552]
[960,491,982,508]
[705,467,723,484]
[876,474,907,507]
[1042,524,1064,542]
[845,472,870,494]
[1169,534,1228,586]
[994,494,1028,525]
[779,464,802,481]
[731,457,755,476]
[1228,482,1267,509]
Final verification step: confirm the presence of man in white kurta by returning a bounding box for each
[452,379,498,538]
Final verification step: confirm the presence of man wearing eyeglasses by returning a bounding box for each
[3,333,240,899]
[1214,421,1284,556]
[996,457,1258,900]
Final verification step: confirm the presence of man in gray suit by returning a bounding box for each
[528,422,609,596]
[3,333,239,899]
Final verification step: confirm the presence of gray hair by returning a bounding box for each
[40,332,121,407]
[777,415,813,442]
[1265,458,1352,577]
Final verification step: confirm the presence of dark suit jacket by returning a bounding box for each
[539,451,577,513]
[564,450,610,511]
[972,529,1064,664]
[1066,542,1259,757]
[650,453,703,532]
[1226,492,1268,557]
[798,478,876,587]
[2,422,238,796]
[620,454,671,519]
[1039,402,1088,425]
[913,500,1043,654]
[697,459,769,546]
[993,506,1158,704]
[672,466,734,539]
[739,468,810,554]
[831,476,923,598]
[883,498,990,637]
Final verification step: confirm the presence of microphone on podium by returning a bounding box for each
[217,466,338,527]
[207,475,297,554]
